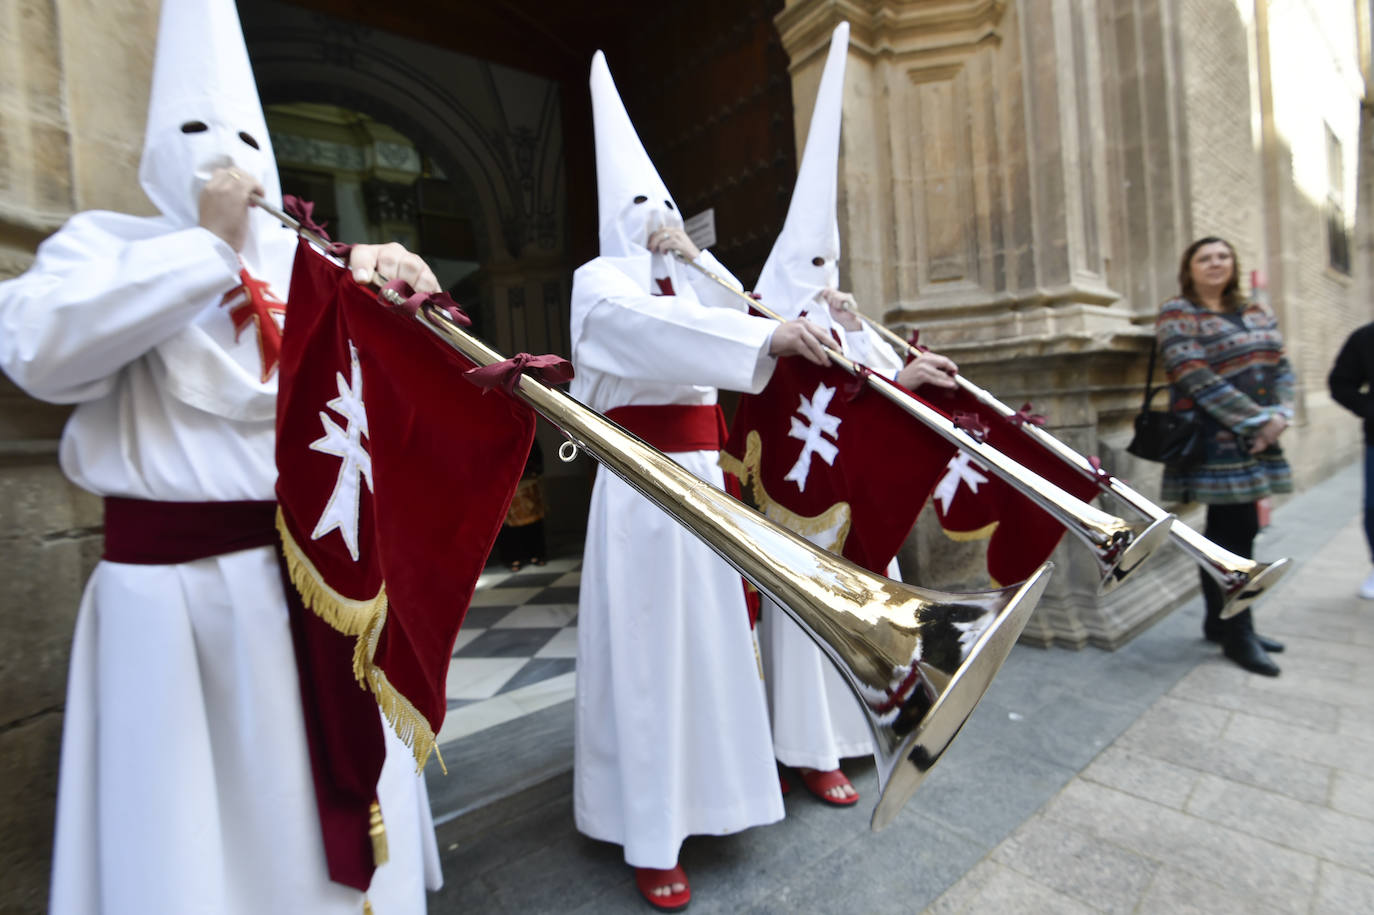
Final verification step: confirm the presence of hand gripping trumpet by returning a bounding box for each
[256,194,1053,830]
[673,254,1173,594]
[836,302,1290,620]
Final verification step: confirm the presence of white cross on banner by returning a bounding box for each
[784,382,842,491]
[309,340,373,561]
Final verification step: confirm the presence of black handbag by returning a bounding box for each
[1126,340,1206,466]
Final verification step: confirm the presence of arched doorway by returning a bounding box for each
[241,0,797,557]
[244,0,587,550]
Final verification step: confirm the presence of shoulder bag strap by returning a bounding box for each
[1140,336,1161,412]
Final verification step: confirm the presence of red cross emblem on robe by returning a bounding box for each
[222,267,288,382]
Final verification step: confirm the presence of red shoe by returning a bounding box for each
[635,865,691,912]
[799,768,860,807]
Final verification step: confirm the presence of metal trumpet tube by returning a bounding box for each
[675,256,1172,594]
[412,301,1052,831]
[850,309,1289,620]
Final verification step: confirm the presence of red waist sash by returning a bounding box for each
[99,495,382,893]
[605,403,727,452]
[102,496,277,564]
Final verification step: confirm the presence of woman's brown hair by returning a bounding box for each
[1177,236,1243,310]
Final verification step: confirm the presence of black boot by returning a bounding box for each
[1200,573,1284,652]
[1200,572,1224,640]
[1220,609,1280,677]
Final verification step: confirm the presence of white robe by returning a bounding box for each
[760,309,905,771]
[0,211,440,914]
[569,251,785,868]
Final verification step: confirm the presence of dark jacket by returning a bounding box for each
[1329,321,1374,443]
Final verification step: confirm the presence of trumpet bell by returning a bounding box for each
[1097,515,1174,594]
[867,563,1053,830]
[1218,557,1291,620]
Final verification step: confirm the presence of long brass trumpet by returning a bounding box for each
[256,195,1053,830]
[676,255,1173,594]
[844,305,1290,621]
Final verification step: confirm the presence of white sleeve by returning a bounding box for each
[575,265,779,395]
[0,215,240,403]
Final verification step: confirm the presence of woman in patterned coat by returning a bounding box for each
[1157,236,1291,676]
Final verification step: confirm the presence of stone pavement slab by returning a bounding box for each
[931,461,1373,914]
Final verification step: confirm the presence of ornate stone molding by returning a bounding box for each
[776,0,1006,72]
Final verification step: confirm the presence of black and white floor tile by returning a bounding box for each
[436,556,582,747]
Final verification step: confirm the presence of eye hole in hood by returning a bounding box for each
[239,131,260,150]
[180,121,208,134]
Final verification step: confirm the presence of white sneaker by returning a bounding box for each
[1361,570,1374,600]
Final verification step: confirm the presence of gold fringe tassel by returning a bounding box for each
[276,510,387,638]
[362,899,374,915]
[276,510,439,771]
[368,800,389,866]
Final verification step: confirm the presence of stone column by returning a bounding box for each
[777,0,1200,648]
[0,2,159,908]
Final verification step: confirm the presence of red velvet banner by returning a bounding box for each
[722,357,953,575]
[724,353,1100,588]
[920,386,1102,585]
[275,240,535,888]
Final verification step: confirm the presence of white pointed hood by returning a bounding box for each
[139,0,282,236]
[755,22,849,321]
[589,50,689,293]
[136,0,296,424]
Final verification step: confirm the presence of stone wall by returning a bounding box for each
[778,0,1374,648]
[0,2,157,910]
[1251,0,1372,486]
[1179,0,1265,269]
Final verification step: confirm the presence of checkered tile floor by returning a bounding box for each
[435,556,582,747]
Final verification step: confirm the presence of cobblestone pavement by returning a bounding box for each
[430,461,1370,914]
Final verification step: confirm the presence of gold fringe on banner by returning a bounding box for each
[276,511,387,638]
[276,510,439,771]
[353,604,439,771]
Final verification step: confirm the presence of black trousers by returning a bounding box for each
[1200,502,1260,639]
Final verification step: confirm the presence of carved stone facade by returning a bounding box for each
[777,0,1374,648]
[0,1,160,909]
